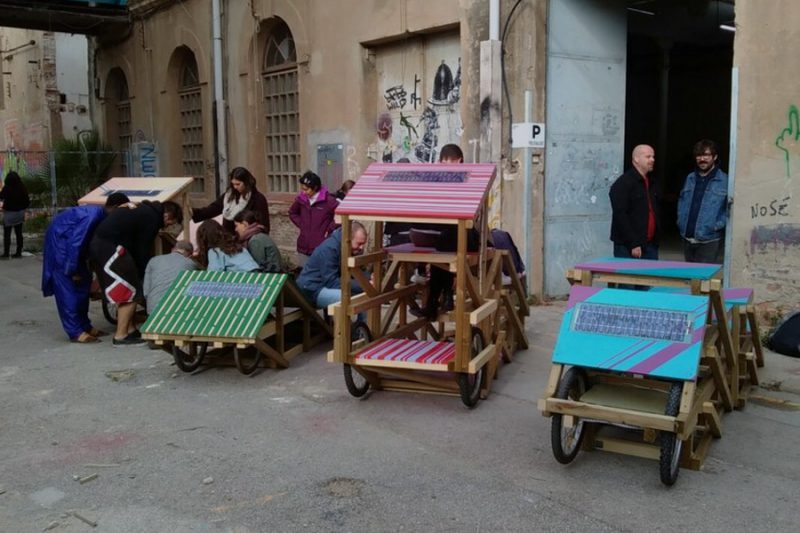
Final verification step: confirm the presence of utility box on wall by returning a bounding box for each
[317,143,344,192]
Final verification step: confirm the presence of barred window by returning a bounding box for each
[179,55,205,192]
[116,77,131,176]
[105,68,131,176]
[262,20,299,194]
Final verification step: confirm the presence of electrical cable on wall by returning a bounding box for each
[501,0,524,148]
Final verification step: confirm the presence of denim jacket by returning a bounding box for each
[676,167,729,242]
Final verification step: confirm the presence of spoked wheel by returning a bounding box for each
[344,322,372,397]
[102,299,118,326]
[457,327,486,409]
[551,367,589,464]
[659,382,684,486]
[234,345,263,375]
[172,342,208,373]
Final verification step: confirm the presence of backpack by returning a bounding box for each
[769,311,800,358]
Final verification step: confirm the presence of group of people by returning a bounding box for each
[610,139,729,265]
[34,134,726,345]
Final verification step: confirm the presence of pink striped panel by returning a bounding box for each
[336,162,496,220]
[357,338,456,365]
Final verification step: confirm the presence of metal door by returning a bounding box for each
[544,0,627,296]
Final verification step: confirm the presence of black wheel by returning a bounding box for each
[102,299,118,326]
[234,345,263,375]
[344,322,372,397]
[660,382,684,486]
[457,327,486,408]
[172,342,207,373]
[551,367,588,464]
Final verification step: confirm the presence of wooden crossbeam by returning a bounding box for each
[501,294,529,349]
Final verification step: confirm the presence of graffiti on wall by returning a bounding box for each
[775,105,800,181]
[370,55,462,164]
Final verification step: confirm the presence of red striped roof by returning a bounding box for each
[336,162,496,220]
[357,338,456,365]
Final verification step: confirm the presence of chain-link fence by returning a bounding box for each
[0,149,130,210]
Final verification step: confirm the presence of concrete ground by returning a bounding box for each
[1,255,798,533]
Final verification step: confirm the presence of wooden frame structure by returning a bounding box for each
[79,177,195,253]
[539,257,764,485]
[329,163,528,407]
[141,271,331,375]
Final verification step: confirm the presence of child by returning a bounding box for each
[196,219,259,272]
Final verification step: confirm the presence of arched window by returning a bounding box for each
[105,68,131,176]
[177,50,205,191]
[262,19,299,193]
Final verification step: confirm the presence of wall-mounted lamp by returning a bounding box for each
[719,23,736,32]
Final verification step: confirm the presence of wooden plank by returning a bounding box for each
[591,273,690,289]
[454,219,469,371]
[501,293,529,349]
[686,432,714,471]
[703,347,734,412]
[351,284,420,315]
[747,306,765,367]
[335,214,468,227]
[676,377,716,439]
[594,436,661,461]
[380,260,401,293]
[544,365,563,400]
[469,299,498,325]
[543,398,677,432]
[380,380,460,396]
[702,401,723,438]
[367,367,459,390]
[347,250,386,268]
[253,338,290,369]
[467,343,496,374]
[356,357,451,372]
[464,268,484,306]
[351,268,378,298]
[501,251,529,315]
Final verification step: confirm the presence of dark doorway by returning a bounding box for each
[624,0,735,250]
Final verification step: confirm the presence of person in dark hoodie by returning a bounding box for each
[192,166,270,234]
[42,192,131,343]
[90,200,182,346]
[0,171,31,258]
[288,171,339,268]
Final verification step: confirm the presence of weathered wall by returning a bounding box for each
[732,1,800,313]
[55,33,92,139]
[0,28,52,151]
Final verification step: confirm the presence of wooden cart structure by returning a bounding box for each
[141,270,331,375]
[80,177,196,325]
[329,162,528,407]
[539,258,763,485]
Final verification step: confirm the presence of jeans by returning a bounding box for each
[612,242,659,290]
[683,239,722,264]
[315,287,365,322]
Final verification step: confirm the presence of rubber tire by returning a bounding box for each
[551,367,588,464]
[344,322,372,397]
[102,299,118,326]
[457,327,486,409]
[659,382,684,486]
[234,346,263,375]
[172,342,207,373]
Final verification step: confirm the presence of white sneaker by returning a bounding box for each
[501,274,512,285]
[410,273,428,284]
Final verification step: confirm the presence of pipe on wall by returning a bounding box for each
[212,0,228,193]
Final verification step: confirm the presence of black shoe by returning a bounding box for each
[112,333,147,347]
[127,329,142,339]
[11,253,22,258]
[409,305,438,320]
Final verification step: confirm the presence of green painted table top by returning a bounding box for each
[142,270,287,340]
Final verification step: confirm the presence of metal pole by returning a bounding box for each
[523,90,533,294]
[724,67,739,288]
[49,151,57,210]
[212,0,228,192]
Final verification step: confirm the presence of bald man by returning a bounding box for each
[609,144,659,261]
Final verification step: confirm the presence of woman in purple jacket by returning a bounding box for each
[288,171,338,267]
[192,167,270,234]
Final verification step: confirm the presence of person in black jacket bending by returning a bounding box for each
[90,200,182,346]
[609,144,659,260]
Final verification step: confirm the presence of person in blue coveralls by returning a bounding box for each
[42,192,131,343]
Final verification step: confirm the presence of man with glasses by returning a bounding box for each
[677,139,729,263]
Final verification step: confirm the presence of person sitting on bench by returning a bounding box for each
[196,219,259,272]
[296,222,368,310]
[143,240,198,315]
[233,210,283,273]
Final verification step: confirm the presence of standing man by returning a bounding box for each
[677,139,728,263]
[609,144,659,260]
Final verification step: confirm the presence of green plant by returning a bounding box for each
[23,212,51,234]
[52,130,117,206]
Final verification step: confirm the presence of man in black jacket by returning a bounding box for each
[609,144,659,260]
[90,200,182,346]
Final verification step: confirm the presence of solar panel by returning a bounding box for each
[572,302,691,343]
[185,281,264,299]
[382,170,468,183]
[104,189,162,197]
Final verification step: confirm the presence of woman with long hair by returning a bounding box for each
[0,171,31,258]
[233,210,283,273]
[288,171,338,267]
[192,167,270,234]
[195,219,259,272]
